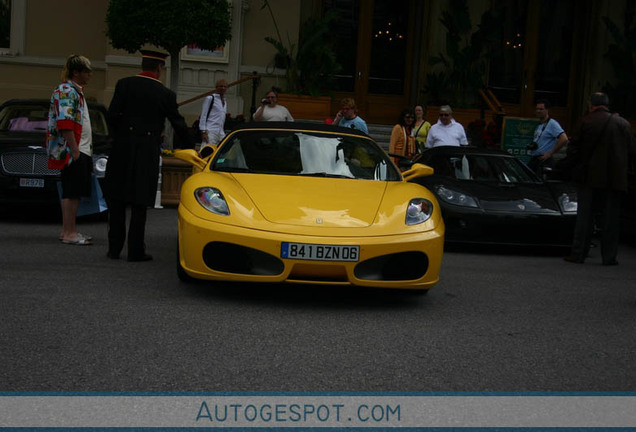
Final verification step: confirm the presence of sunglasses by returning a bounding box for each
[439,113,450,117]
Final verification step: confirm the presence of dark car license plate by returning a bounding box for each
[19,178,45,188]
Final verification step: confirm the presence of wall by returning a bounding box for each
[0,0,109,102]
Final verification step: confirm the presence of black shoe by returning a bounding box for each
[128,253,153,262]
[106,252,120,260]
[564,256,584,264]
[602,260,618,266]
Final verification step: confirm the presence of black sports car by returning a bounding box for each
[0,99,110,206]
[407,146,578,247]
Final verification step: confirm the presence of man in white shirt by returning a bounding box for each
[253,89,294,122]
[199,78,228,145]
[425,105,469,148]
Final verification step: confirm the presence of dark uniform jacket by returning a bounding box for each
[105,73,192,206]
[567,106,636,191]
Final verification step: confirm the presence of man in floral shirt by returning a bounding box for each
[47,54,94,245]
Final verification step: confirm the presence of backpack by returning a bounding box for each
[192,94,214,142]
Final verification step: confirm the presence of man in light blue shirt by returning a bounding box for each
[333,98,369,135]
[528,99,568,174]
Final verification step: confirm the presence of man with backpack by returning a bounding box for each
[199,78,228,147]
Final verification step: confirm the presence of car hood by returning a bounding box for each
[0,131,110,154]
[0,131,46,147]
[429,177,563,213]
[233,174,386,227]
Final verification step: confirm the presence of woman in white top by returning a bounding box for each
[253,88,294,122]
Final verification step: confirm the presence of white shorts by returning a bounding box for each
[205,129,226,145]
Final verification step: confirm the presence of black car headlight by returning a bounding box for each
[406,198,433,225]
[435,185,479,208]
[93,155,108,178]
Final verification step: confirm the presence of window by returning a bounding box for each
[0,0,10,50]
[0,0,25,55]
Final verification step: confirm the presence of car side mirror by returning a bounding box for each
[174,149,207,171]
[199,144,218,158]
[402,163,434,181]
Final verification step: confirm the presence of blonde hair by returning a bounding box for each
[61,54,92,81]
[340,98,357,110]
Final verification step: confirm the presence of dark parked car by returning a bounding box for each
[620,154,636,240]
[407,146,578,247]
[0,99,110,207]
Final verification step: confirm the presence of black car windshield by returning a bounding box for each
[211,130,401,181]
[0,104,49,132]
[426,153,538,183]
[0,104,109,136]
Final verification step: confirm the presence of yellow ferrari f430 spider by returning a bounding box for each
[174,122,444,292]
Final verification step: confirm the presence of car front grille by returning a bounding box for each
[1,152,58,176]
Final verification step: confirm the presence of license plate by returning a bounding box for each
[19,178,44,188]
[281,242,360,262]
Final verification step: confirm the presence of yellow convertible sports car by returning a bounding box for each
[175,122,444,292]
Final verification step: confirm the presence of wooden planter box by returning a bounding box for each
[276,94,332,121]
[160,157,192,206]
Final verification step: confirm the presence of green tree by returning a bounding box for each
[105,0,232,91]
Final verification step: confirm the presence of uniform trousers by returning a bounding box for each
[570,186,622,264]
[107,199,148,258]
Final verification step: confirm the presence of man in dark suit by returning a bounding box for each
[564,92,636,265]
[105,50,192,262]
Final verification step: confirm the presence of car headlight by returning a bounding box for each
[93,156,108,178]
[406,198,433,225]
[195,187,230,216]
[435,185,479,207]
[558,192,577,213]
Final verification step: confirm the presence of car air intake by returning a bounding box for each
[202,241,284,276]
[355,252,429,281]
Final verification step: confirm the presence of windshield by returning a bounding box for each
[211,130,401,181]
[426,153,538,183]
[0,104,48,132]
[0,103,109,136]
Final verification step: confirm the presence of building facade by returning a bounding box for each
[1,0,634,132]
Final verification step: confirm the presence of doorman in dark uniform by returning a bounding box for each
[104,49,192,261]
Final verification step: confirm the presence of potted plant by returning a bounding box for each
[423,0,502,121]
[160,148,191,206]
[260,1,341,119]
[602,3,636,130]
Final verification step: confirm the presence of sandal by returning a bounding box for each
[59,233,93,242]
[61,236,92,246]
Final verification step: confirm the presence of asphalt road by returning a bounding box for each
[1,206,635,392]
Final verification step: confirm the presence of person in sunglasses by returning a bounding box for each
[425,105,468,148]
